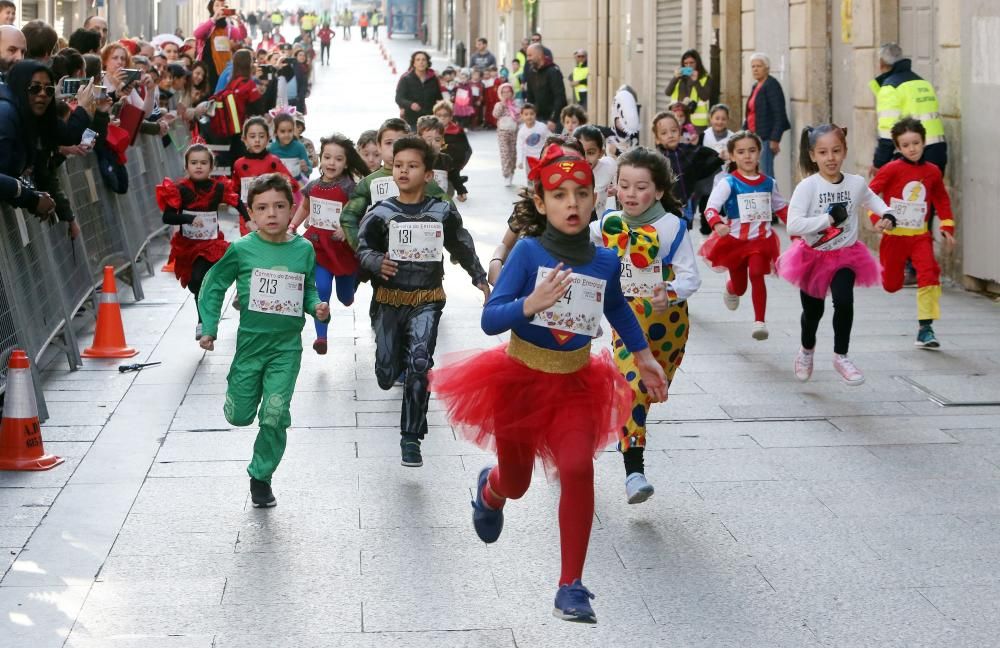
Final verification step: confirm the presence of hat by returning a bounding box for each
[574,49,587,57]
[151,33,184,49]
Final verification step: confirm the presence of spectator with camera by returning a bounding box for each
[664,49,715,133]
[100,41,156,116]
[193,0,247,90]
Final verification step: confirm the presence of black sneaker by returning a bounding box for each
[400,438,423,467]
[249,477,276,508]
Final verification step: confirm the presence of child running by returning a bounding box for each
[868,117,955,348]
[157,144,238,339]
[517,103,550,179]
[289,134,371,354]
[560,103,587,134]
[593,147,701,503]
[268,112,312,186]
[197,174,331,507]
[230,117,299,236]
[575,125,618,216]
[699,131,788,340]
[356,136,489,468]
[433,100,473,172]
[431,144,667,623]
[777,124,891,385]
[357,129,381,173]
[492,82,520,186]
[652,111,721,226]
[417,115,468,202]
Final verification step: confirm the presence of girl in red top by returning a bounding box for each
[157,144,238,339]
[869,117,956,349]
[229,116,299,236]
[289,134,371,354]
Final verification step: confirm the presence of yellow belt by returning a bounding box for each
[506,333,591,374]
[374,286,446,307]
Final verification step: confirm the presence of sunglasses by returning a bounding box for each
[28,83,56,97]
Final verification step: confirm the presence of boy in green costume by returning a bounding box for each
[198,174,331,507]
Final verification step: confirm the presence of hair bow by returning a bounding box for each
[601,214,660,268]
[526,145,594,190]
[268,105,299,119]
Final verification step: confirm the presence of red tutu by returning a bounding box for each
[304,226,359,275]
[170,231,229,288]
[430,341,632,471]
[776,239,882,299]
[698,232,781,274]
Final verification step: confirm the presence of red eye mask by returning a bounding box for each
[526,145,594,190]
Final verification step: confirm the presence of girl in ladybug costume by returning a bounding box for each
[289,134,372,354]
[230,116,299,236]
[157,144,239,339]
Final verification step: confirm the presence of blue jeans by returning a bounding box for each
[759,141,776,179]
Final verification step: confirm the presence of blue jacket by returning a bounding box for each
[0,83,41,210]
[743,75,791,143]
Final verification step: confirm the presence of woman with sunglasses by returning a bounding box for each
[0,60,60,219]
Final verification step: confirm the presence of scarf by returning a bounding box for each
[540,222,595,266]
[601,202,665,268]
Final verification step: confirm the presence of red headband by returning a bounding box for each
[526,145,594,190]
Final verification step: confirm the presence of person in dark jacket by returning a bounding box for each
[742,52,790,179]
[394,50,442,130]
[0,61,75,219]
[524,43,567,132]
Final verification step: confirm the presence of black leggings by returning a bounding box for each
[800,268,855,355]
[189,257,215,323]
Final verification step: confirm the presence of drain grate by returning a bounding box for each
[895,374,1000,407]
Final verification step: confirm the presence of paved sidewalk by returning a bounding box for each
[3,35,1000,648]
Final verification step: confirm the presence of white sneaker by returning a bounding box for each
[794,348,814,382]
[751,321,769,340]
[723,290,740,311]
[625,472,654,504]
[504,175,513,187]
[833,354,865,386]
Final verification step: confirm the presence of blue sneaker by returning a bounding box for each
[471,466,503,543]
[553,579,597,623]
[916,325,940,349]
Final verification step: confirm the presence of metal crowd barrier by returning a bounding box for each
[0,123,194,419]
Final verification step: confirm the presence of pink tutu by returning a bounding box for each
[776,239,882,299]
[429,341,631,471]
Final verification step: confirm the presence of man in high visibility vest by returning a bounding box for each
[870,43,947,174]
[569,48,589,109]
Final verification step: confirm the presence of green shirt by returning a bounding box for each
[341,166,448,250]
[198,233,325,343]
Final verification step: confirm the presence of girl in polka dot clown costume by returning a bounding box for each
[592,147,701,504]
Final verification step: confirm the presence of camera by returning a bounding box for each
[281,57,296,67]
[60,77,88,96]
[121,68,142,85]
[258,64,276,80]
[222,8,236,16]
[680,66,694,76]
[93,85,108,100]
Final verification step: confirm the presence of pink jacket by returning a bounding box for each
[193,18,248,60]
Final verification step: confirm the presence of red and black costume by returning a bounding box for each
[157,177,238,318]
[229,151,300,236]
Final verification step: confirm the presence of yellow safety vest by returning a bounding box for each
[510,71,523,96]
[515,51,526,70]
[671,75,710,128]
[572,64,589,102]
[868,76,945,144]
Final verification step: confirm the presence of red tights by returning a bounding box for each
[727,254,770,321]
[484,431,595,586]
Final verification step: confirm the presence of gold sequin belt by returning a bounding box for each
[374,286,446,307]
[506,333,591,374]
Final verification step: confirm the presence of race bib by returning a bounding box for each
[249,268,304,317]
[532,268,606,338]
[240,176,256,204]
[370,176,400,202]
[181,211,218,240]
[281,158,301,177]
[310,197,342,230]
[432,169,449,193]
[737,191,772,224]
[388,221,444,262]
[213,36,231,52]
[890,198,928,229]
[619,258,663,298]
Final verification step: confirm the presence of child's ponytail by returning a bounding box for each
[510,186,547,238]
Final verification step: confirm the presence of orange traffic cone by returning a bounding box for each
[0,350,63,471]
[390,60,397,75]
[83,266,138,359]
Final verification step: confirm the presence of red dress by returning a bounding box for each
[156,178,237,288]
[301,178,359,275]
[229,153,300,235]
